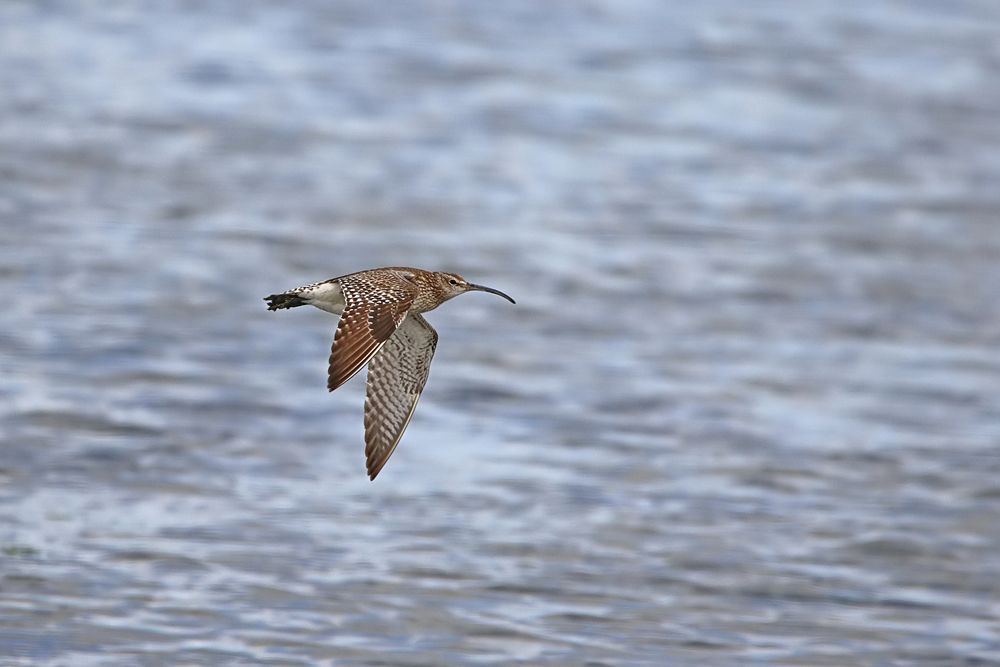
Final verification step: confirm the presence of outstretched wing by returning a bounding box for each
[363,313,438,480]
[327,272,417,392]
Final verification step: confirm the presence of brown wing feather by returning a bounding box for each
[364,314,438,480]
[327,271,417,392]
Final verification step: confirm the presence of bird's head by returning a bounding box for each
[434,272,516,305]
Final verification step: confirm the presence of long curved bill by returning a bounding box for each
[467,283,516,304]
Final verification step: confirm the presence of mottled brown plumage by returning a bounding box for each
[264,267,515,480]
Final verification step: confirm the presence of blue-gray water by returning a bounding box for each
[2,1,999,665]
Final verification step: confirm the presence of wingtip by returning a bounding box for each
[367,458,388,480]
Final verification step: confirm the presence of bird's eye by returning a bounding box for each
[449,279,458,285]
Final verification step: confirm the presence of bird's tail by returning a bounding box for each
[264,292,306,311]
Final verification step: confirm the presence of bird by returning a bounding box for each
[264,267,515,480]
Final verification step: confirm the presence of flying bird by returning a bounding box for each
[264,267,515,480]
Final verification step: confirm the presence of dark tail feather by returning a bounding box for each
[264,293,306,311]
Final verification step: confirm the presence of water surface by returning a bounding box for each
[1,1,999,665]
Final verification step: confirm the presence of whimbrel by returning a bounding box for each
[265,267,515,480]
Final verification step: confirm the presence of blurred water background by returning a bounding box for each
[2,1,1000,665]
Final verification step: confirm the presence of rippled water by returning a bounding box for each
[2,1,1000,665]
